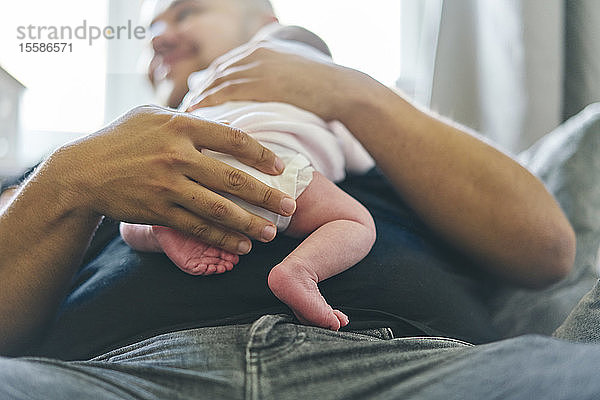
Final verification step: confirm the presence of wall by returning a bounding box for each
[0,69,23,176]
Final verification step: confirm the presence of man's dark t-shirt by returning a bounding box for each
[11,169,500,360]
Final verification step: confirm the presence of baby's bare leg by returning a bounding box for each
[120,223,239,275]
[268,172,376,330]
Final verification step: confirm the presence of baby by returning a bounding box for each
[120,23,376,331]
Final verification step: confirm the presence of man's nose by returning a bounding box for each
[151,21,178,54]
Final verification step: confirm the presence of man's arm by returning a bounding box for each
[335,73,575,288]
[191,49,576,288]
[0,105,296,356]
[0,157,103,355]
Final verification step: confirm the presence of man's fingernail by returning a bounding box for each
[281,197,296,215]
[274,157,285,173]
[261,225,277,242]
[237,241,251,255]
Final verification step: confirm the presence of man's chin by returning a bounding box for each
[167,90,186,109]
[153,79,188,109]
[167,78,193,108]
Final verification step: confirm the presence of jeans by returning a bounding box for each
[4,283,600,400]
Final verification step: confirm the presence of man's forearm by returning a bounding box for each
[336,71,575,287]
[0,154,101,355]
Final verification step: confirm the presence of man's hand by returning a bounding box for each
[0,104,299,354]
[186,47,360,122]
[55,105,296,255]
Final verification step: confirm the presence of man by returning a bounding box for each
[2,1,597,399]
[149,0,278,108]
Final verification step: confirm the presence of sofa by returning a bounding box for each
[491,103,600,337]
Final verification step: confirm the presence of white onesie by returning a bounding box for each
[179,23,374,230]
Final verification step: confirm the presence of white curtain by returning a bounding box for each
[564,0,600,121]
[104,0,155,124]
[400,0,600,154]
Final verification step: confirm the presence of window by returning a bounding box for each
[270,1,402,87]
[0,0,404,170]
[0,0,108,167]
[397,0,443,103]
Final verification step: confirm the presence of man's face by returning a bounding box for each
[149,0,261,108]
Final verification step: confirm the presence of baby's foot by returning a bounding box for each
[267,258,349,331]
[152,226,239,275]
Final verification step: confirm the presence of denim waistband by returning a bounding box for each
[346,327,395,340]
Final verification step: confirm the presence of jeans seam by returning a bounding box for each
[245,315,305,400]
[398,336,474,347]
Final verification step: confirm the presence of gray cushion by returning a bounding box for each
[490,103,600,337]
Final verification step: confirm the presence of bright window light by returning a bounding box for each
[0,0,402,168]
[0,0,108,149]
[270,0,402,87]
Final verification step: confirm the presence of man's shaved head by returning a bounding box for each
[149,0,276,28]
[233,0,274,15]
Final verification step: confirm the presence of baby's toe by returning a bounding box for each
[333,310,349,328]
[215,264,227,274]
[205,265,217,275]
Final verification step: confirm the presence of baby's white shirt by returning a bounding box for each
[180,23,375,183]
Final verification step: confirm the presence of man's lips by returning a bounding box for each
[159,53,193,80]
[153,43,204,81]
[161,43,200,66]
[162,52,192,66]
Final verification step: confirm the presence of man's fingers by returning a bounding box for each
[187,78,256,111]
[173,178,279,243]
[214,60,261,80]
[180,156,295,217]
[186,65,261,111]
[187,93,220,111]
[196,78,257,107]
[202,69,258,100]
[167,114,284,176]
[166,207,252,255]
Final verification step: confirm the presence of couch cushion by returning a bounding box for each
[490,103,600,336]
